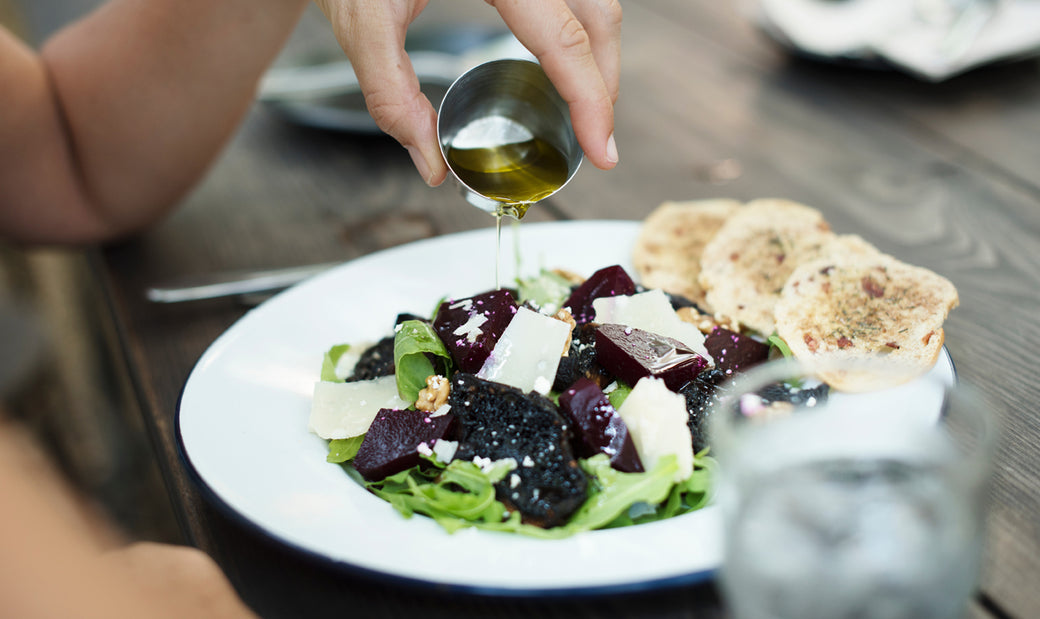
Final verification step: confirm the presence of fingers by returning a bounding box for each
[316,0,448,186]
[563,0,621,103]
[488,0,621,170]
[316,0,622,183]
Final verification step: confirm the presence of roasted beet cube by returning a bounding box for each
[448,373,587,528]
[433,289,518,373]
[552,322,610,392]
[353,409,456,481]
[595,323,708,391]
[558,378,643,472]
[679,367,727,453]
[703,327,770,377]
[347,336,396,382]
[564,265,636,324]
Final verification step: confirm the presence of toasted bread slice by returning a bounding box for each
[632,199,742,309]
[775,252,959,391]
[698,199,835,335]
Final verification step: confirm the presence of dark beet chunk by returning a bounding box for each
[347,336,395,382]
[558,378,643,472]
[679,368,728,453]
[448,373,587,528]
[564,265,636,325]
[595,323,708,391]
[353,409,456,481]
[552,322,610,392]
[703,327,769,377]
[433,289,518,374]
[757,381,830,407]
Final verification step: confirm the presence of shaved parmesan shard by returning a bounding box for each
[477,306,571,394]
[616,377,694,481]
[593,289,713,364]
[308,375,410,439]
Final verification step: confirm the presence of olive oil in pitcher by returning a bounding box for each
[444,135,570,219]
[437,60,583,289]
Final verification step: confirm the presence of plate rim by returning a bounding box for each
[174,219,956,597]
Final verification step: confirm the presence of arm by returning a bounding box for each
[0,0,310,244]
[0,420,257,618]
[314,0,621,187]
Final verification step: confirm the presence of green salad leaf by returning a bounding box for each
[366,458,512,534]
[320,343,353,382]
[564,454,678,530]
[516,269,574,313]
[326,435,365,463]
[767,334,794,359]
[361,450,715,539]
[393,320,452,402]
[605,381,633,409]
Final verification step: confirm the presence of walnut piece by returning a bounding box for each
[551,268,585,285]
[553,307,577,356]
[676,306,740,334]
[415,374,450,412]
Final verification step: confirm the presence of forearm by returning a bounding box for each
[0,420,257,618]
[0,0,309,244]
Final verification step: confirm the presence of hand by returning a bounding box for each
[101,543,259,619]
[314,0,621,186]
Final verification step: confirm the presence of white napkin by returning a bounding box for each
[749,0,1040,81]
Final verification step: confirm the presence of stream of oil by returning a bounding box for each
[445,136,570,288]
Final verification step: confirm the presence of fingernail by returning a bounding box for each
[606,133,619,164]
[406,145,434,186]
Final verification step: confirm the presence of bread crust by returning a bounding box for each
[632,199,741,309]
[698,199,834,335]
[775,252,959,391]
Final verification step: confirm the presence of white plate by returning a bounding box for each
[177,220,955,595]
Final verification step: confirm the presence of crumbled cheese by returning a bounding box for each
[522,455,535,467]
[432,439,458,463]
[533,375,552,394]
[510,473,521,488]
[472,456,517,475]
[453,313,489,343]
[430,403,452,417]
[416,442,434,456]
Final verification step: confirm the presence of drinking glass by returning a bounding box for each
[709,356,998,619]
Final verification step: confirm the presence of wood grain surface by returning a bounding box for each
[17,1,1039,617]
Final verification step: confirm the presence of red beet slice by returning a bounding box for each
[558,378,643,472]
[353,409,456,481]
[564,265,636,324]
[433,289,518,373]
[703,326,770,377]
[595,323,708,391]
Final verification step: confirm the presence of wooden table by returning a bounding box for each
[59,1,1040,617]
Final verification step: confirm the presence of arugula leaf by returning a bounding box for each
[767,334,794,359]
[366,459,510,530]
[359,449,715,539]
[517,269,574,313]
[393,320,451,402]
[326,436,365,463]
[320,343,353,382]
[605,381,633,409]
[566,454,679,530]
